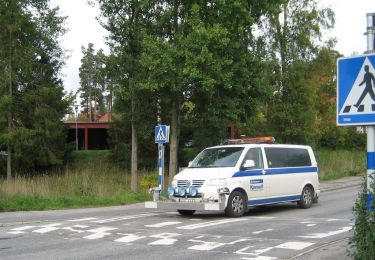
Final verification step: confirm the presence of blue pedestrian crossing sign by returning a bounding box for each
[155,125,170,143]
[337,54,375,125]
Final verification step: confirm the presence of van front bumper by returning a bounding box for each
[145,200,226,211]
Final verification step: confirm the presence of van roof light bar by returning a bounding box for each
[223,136,276,145]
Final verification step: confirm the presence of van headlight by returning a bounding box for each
[171,179,177,187]
[207,178,227,186]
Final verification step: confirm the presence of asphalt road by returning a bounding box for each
[0,184,360,260]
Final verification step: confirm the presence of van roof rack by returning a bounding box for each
[223,136,275,145]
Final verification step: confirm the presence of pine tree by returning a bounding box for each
[0,0,69,175]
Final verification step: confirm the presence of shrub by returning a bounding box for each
[349,176,375,260]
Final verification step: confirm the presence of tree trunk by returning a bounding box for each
[93,88,97,121]
[130,99,138,192]
[168,98,179,182]
[7,58,12,181]
[6,25,13,181]
[168,0,180,183]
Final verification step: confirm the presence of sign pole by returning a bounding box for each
[158,143,164,190]
[155,124,169,192]
[367,127,375,210]
[366,13,375,211]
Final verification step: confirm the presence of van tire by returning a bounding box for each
[225,191,247,217]
[298,186,313,209]
[177,210,195,216]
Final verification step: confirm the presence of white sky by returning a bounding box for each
[50,0,375,94]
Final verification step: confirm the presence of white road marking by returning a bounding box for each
[188,240,226,251]
[178,218,246,230]
[32,223,63,234]
[252,247,274,255]
[298,226,352,239]
[252,229,273,235]
[115,234,146,243]
[227,238,252,245]
[62,225,89,233]
[83,227,117,239]
[241,256,278,260]
[8,226,36,234]
[148,238,177,245]
[145,221,182,228]
[275,242,314,250]
[68,217,98,222]
[92,213,159,224]
[236,240,313,257]
[306,224,317,227]
[150,233,181,239]
[148,233,181,245]
[251,217,275,220]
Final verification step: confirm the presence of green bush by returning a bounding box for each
[349,176,375,260]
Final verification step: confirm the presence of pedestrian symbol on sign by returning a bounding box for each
[156,127,165,141]
[339,57,375,116]
[354,65,375,109]
[155,125,170,144]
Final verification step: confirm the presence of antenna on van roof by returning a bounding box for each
[222,136,276,145]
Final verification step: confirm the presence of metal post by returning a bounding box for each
[158,143,164,190]
[366,13,375,211]
[367,127,375,210]
[74,103,79,151]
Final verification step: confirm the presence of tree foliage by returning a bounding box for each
[96,0,158,191]
[0,0,69,174]
[79,43,109,121]
[256,0,335,145]
[92,0,362,185]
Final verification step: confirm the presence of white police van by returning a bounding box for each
[145,137,319,217]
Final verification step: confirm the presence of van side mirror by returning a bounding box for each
[241,160,255,170]
[188,161,193,167]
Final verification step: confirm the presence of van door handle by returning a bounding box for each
[262,170,266,175]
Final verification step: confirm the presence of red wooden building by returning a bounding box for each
[64,113,110,150]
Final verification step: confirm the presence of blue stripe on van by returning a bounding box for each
[232,166,318,177]
[248,195,301,206]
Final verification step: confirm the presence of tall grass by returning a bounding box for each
[316,149,365,180]
[0,150,153,211]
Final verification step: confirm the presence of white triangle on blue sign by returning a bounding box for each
[156,127,165,141]
[340,57,375,114]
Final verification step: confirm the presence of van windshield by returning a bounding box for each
[189,147,244,168]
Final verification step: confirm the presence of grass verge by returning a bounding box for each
[0,150,153,212]
[316,149,365,181]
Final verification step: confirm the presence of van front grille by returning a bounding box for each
[177,180,205,188]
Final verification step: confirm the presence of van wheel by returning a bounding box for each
[177,210,195,216]
[298,186,313,209]
[225,191,247,217]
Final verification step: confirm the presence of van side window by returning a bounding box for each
[265,148,311,168]
[242,148,263,169]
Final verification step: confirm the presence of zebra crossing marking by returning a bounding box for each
[145,221,182,228]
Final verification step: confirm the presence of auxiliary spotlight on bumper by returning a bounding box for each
[188,186,198,197]
[178,187,186,197]
[167,186,175,197]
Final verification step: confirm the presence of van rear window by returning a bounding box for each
[265,148,311,168]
